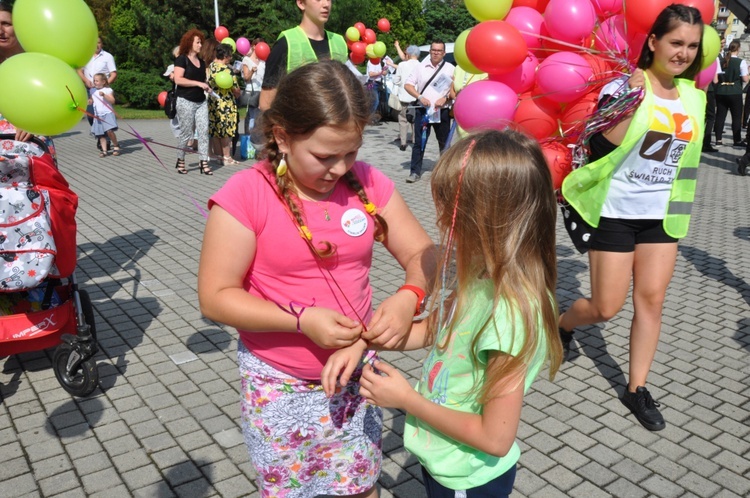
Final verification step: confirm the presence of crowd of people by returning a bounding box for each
[0,0,731,496]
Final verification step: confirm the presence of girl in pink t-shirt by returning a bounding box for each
[198,60,434,498]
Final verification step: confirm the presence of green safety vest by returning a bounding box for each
[562,76,706,239]
[279,26,347,72]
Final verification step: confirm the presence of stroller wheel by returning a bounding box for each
[53,344,98,397]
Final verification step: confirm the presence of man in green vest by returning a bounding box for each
[259,0,347,111]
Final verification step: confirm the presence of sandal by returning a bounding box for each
[112,147,120,156]
[222,156,240,165]
[199,160,213,175]
[175,158,188,174]
[99,151,106,158]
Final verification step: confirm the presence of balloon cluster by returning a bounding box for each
[0,0,96,136]
[453,0,717,189]
[345,18,391,65]
[213,25,270,60]
[207,26,271,91]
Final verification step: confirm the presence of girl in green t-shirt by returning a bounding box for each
[323,129,563,497]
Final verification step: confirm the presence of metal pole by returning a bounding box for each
[214,0,220,28]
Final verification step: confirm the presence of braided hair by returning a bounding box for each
[260,60,387,257]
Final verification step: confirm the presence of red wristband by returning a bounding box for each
[398,285,427,316]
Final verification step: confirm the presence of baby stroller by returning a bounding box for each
[0,134,98,397]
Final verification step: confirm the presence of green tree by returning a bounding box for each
[423,0,476,43]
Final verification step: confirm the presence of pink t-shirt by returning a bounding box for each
[209,160,395,380]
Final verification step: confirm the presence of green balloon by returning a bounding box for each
[465,0,512,22]
[13,0,98,68]
[454,29,483,75]
[0,53,87,136]
[215,70,233,89]
[221,37,236,53]
[701,26,721,70]
[346,27,360,42]
[365,44,376,59]
[373,41,387,58]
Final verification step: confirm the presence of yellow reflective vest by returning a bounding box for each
[562,76,706,239]
[279,26,347,72]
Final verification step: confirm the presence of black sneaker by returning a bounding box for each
[737,156,749,176]
[559,327,574,352]
[620,385,665,431]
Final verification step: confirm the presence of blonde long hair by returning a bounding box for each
[429,129,562,402]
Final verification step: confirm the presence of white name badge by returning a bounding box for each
[341,208,368,237]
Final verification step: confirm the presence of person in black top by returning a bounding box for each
[173,28,212,175]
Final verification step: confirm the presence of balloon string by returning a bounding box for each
[67,86,209,218]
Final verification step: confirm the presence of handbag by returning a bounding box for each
[164,84,177,119]
[238,79,260,108]
[387,91,402,112]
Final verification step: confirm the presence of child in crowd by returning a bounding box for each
[197,59,434,498]
[323,130,563,498]
[88,73,120,157]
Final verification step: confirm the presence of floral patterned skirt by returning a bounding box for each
[238,343,382,497]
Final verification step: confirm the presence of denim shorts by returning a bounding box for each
[420,464,516,498]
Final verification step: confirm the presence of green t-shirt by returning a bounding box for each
[404,279,548,490]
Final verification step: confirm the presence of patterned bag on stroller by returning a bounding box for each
[0,144,78,292]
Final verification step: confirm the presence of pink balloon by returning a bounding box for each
[544,0,597,44]
[453,81,519,131]
[490,53,539,94]
[536,52,594,103]
[594,15,629,55]
[695,60,717,90]
[591,0,623,18]
[505,7,544,51]
[236,37,251,56]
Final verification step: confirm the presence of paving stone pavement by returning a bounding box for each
[0,117,748,498]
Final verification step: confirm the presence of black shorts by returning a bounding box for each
[590,216,678,252]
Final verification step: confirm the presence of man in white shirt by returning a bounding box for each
[403,40,455,182]
[393,45,421,151]
[78,37,118,89]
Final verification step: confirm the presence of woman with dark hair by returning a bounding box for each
[173,28,210,175]
[713,40,748,146]
[559,4,706,432]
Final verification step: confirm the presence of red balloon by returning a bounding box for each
[214,26,229,42]
[362,28,377,45]
[157,91,167,108]
[377,18,391,32]
[624,0,671,34]
[350,52,366,65]
[541,141,573,190]
[351,41,367,56]
[675,0,714,24]
[254,42,271,61]
[581,53,614,88]
[354,22,366,37]
[513,0,551,11]
[514,95,561,140]
[592,0,623,18]
[369,57,381,65]
[561,92,599,138]
[465,21,528,75]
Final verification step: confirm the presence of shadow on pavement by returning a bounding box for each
[75,229,163,391]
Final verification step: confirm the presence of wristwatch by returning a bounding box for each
[398,285,428,316]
